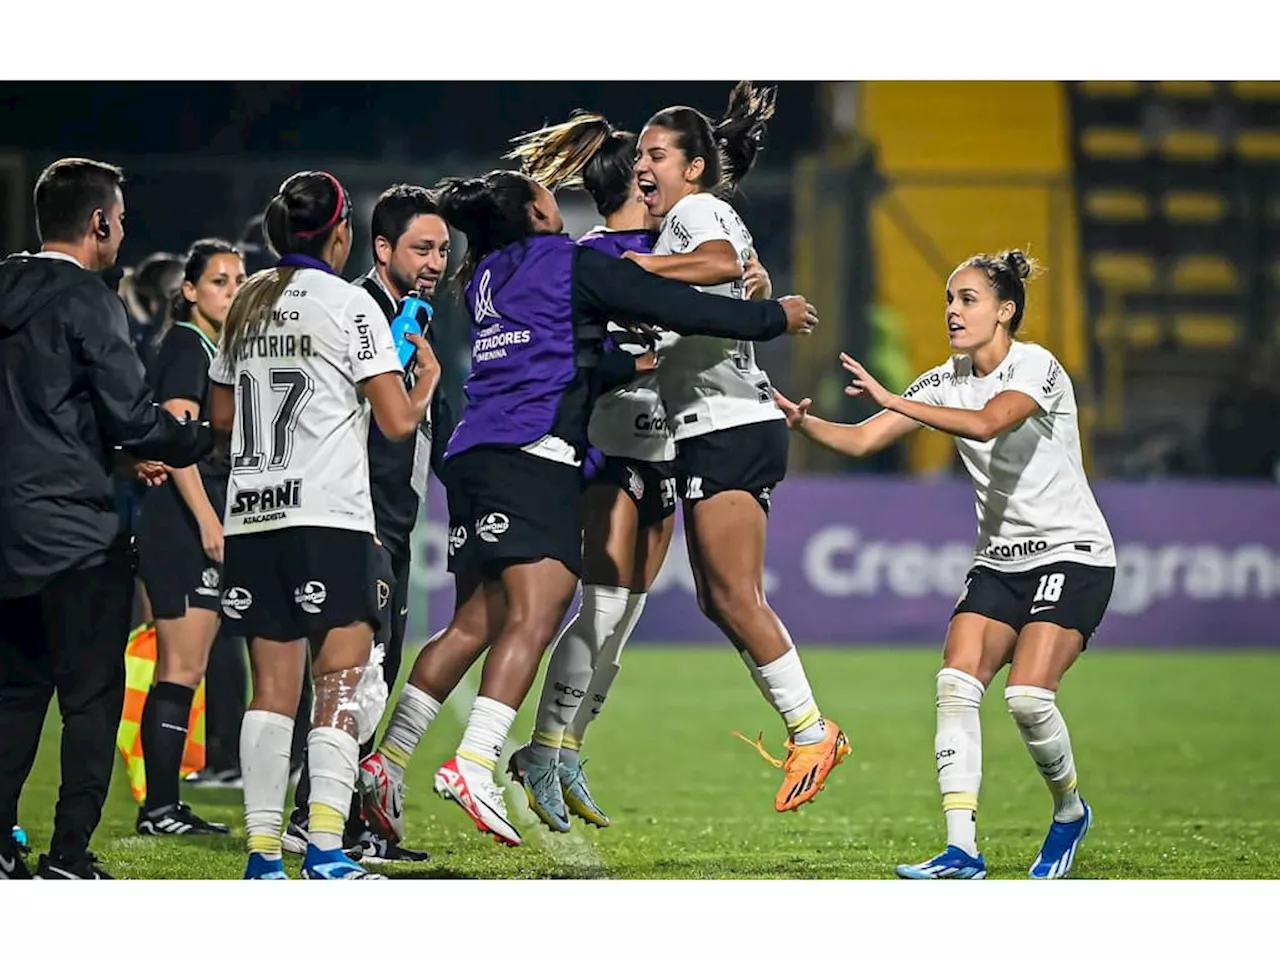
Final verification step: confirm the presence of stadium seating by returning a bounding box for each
[1069,81,1280,465]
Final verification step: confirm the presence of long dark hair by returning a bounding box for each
[507,111,639,219]
[221,171,350,360]
[434,171,538,291]
[644,80,777,197]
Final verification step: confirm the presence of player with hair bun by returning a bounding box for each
[502,111,676,832]
[626,81,852,814]
[777,249,1116,880]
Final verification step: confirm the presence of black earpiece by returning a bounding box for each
[94,213,110,240]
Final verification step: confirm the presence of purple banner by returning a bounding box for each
[407,477,1280,647]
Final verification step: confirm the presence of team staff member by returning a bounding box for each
[286,184,451,863]
[0,157,212,880]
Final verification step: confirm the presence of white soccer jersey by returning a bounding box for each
[904,340,1115,573]
[588,322,675,463]
[209,268,401,537]
[651,192,783,441]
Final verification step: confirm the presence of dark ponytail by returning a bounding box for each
[435,171,537,291]
[960,248,1041,335]
[644,80,777,198]
[222,170,351,362]
[713,81,777,194]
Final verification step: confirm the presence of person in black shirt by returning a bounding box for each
[285,184,450,863]
[134,239,246,838]
[0,157,212,880]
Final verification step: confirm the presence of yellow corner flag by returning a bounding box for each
[116,622,207,806]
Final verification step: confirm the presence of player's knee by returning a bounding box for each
[312,652,388,744]
[936,667,985,712]
[1005,685,1056,727]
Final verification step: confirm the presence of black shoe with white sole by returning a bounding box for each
[0,840,33,879]
[136,801,231,836]
[351,829,431,865]
[36,852,112,879]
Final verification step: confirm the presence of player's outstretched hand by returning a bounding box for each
[840,352,893,408]
[774,389,812,428]
[778,296,818,335]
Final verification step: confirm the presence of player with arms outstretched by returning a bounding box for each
[777,250,1114,879]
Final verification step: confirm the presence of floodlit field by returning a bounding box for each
[15,647,1280,879]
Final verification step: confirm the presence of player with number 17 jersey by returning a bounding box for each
[211,270,397,538]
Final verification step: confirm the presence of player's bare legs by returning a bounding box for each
[359,572,502,842]
[686,492,850,812]
[1007,623,1091,878]
[435,559,578,846]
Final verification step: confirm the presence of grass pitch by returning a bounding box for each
[14,647,1279,879]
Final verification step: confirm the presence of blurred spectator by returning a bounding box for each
[1203,346,1280,482]
[119,252,183,373]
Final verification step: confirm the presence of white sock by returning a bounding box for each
[563,591,646,752]
[755,648,824,746]
[531,585,630,754]
[1005,685,1085,823]
[306,726,360,851]
[935,668,985,857]
[457,696,517,778]
[739,649,773,704]
[379,682,442,779]
[240,709,294,859]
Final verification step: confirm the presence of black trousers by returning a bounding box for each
[0,544,134,860]
[292,544,410,822]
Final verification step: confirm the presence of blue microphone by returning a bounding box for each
[391,292,433,370]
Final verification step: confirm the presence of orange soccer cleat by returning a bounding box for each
[734,718,851,812]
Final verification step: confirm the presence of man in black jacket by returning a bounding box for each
[0,157,213,880]
[285,183,453,864]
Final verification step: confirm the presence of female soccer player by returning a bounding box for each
[624,82,850,813]
[500,113,677,832]
[135,238,245,837]
[209,170,440,880]
[361,168,818,848]
[776,250,1115,880]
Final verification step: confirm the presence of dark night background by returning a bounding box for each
[0,82,820,162]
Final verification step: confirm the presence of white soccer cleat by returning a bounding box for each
[358,752,405,844]
[433,757,521,847]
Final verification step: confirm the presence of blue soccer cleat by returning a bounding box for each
[507,745,570,833]
[12,824,30,855]
[300,844,385,880]
[243,852,288,880]
[1029,799,1092,879]
[559,754,610,828]
[896,845,988,880]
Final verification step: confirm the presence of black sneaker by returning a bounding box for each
[0,840,33,879]
[136,802,231,836]
[281,809,310,856]
[351,829,431,865]
[36,852,113,879]
[187,768,244,789]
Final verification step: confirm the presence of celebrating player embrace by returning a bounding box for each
[777,250,1115,879]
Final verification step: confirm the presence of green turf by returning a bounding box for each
[14,647,1280,879]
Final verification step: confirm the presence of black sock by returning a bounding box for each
[140,681,195,812]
